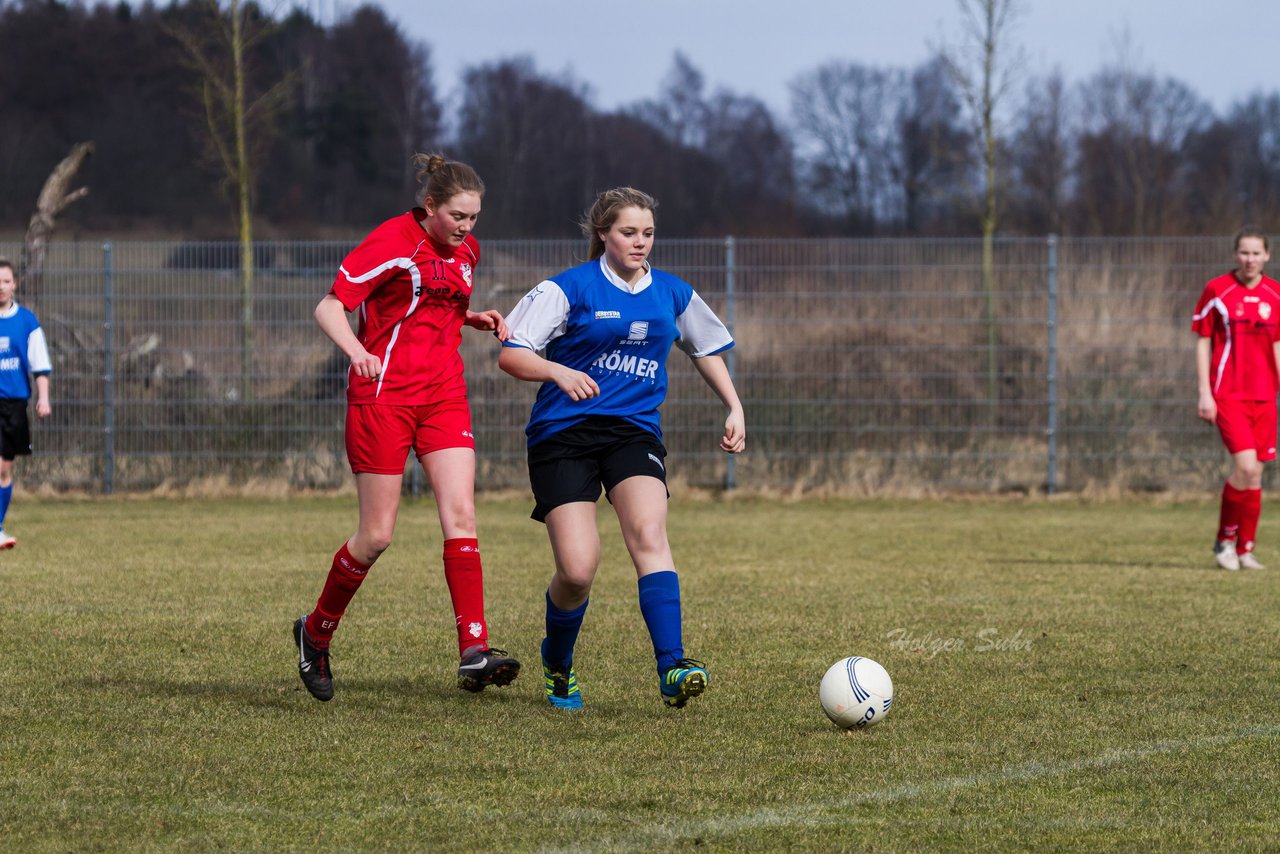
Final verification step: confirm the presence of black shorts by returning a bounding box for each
[0,398,31,460]
[527,416,668,523]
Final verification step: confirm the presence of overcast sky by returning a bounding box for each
[344,0,1271,118]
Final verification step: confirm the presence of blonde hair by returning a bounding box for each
[411,153,485,207]
[580,187,658,260]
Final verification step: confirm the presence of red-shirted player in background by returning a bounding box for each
[1193,226,1280,571]
[292,153,520,701]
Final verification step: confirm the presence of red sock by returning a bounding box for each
[1237,489,1263,554]
[306,542,372,645]
[1219,482,1248,543]
[443,537,488,656]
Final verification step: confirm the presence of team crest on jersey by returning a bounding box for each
[628,321,649,340]
[460,263,473,288]
[1262,303,1272,320]
[0,337,8,352]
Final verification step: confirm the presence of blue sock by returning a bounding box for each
[638,570,684,675]
[0,483,12,529]
[541,591,588,669]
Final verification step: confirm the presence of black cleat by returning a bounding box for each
[293,615,334,702]
[457,645,521,692]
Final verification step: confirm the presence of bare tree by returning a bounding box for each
[166,0,292,400]
[1075,64,1211,235]
[630,52,709,150]
[939,0,1024,412]
[893,59,975,235]
[21,142,93,303]
[1008,71,1072,234]
[789,62,908,231]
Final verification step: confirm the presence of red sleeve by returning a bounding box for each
[1191,282,1217,337]
[330,229,406,312]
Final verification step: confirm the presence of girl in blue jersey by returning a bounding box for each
[499,187,745,710]
[0,260,52,550]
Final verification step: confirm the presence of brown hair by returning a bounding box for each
[0,258,14,278]
[411,152,485,207]
[1235,225,1270,251]
[580,187,658,260]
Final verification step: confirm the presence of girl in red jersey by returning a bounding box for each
[292,153,520,700]
[1192,226,1280,571]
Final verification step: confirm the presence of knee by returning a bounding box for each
[1237,460,1265,486]
[356,527,394,560]
[440,499,477,535]
[629,519,670,556]
[554,570,595,600]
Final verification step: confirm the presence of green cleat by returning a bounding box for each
[543,660,583,710]
[660,659,709,709]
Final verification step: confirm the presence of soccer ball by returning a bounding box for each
[819,656,893,729]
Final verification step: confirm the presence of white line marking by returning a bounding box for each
[574,725,1280,851]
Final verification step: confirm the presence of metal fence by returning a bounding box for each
[0,235,1244,495]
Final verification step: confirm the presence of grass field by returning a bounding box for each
[5,494,1280,851]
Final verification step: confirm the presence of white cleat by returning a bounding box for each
[1238,552,1266,570]
[0,530,15,550]
[1214,540,1240,571]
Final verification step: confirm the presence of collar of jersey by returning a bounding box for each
[0,301,17,319]
[598,256,652,294]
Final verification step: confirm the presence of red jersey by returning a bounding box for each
[330,209,479,405]
[1191,272,1280,400]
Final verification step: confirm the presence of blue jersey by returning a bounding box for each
[0,303,51,400]
[504,258,733,447]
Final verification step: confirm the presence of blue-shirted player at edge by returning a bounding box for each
[499,187,746,709]
[0,259,52,550]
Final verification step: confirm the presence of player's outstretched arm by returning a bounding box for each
[34,374,50,418]
[465,309,509,341]
[315,294,381,380]
[498,346,599,401]
[1196,336,1216,423]
[691,354,745,453]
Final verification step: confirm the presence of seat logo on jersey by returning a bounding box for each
[628,321,649,340]
[595,310,621,319]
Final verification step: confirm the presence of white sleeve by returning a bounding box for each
[505,280,571,351]
[27,326,51,374]
[675,291,734,357]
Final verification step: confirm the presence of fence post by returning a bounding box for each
[103,241,115,495]
[724,235,737,491]
[1046,234,1058,496]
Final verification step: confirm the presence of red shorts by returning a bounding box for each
[345,399,475,475]
[1215,397,1278,461]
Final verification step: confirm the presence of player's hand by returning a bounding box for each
[466,309,509,341]
[350,349,382,381]
[553,366,600,401]
[35,399,51,418]
[1197,392,1217,423]
[720,408,745,454]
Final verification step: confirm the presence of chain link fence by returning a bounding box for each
[0,235,1242,495]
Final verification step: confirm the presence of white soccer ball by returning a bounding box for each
[820,656,893,729]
